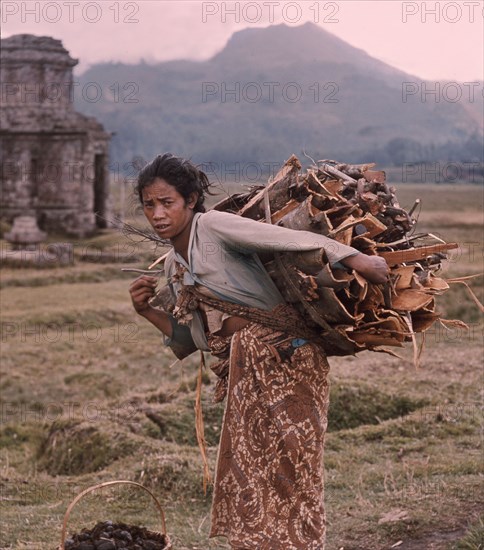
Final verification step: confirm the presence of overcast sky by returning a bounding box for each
[2,1,483,80]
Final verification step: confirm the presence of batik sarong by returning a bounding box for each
[208,316,330,550]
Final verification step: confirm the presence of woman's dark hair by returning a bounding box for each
[135,153,212,213]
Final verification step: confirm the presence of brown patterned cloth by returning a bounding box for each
[208,316,330,550]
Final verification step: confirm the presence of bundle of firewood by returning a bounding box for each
[212,154,468,359]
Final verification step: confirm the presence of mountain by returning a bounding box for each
[74,22,483,173]
[211,23,409,83]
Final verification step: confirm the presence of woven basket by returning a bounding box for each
[58,480,172,549]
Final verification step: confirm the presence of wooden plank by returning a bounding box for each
[393,265,416,290]
[392,289,434,312]
[358,213,387,238]
[358,284,385,312]
[238,154,301,219]
[335,225,354,246]
[321,179,344,196]
[316,327,363,357]
[277,197,332,234]
[380,243,459,266]
[270,198,300,223]
[350,313,409,347]
[351,235,377,254]
[312,287,361,324]
[422,274,450,292]
[362,169,386,183]
[305,170,326,194]
[411,309,439,332]
[315,263,353,289]
[349,331,405,347]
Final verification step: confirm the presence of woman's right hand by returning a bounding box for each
[129,275,158,315]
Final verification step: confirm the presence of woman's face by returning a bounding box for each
[141,178,196,241]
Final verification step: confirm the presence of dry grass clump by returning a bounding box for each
[142,396,224,448]
[454,517,484,550]
[36,419,141,476]
[327,384,427,431]
[133,448,215,501]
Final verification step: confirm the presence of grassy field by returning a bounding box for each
[0,183,482,549]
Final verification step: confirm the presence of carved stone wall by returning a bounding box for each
[0,35,111,236]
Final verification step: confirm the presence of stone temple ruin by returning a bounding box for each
[0,34,111,238]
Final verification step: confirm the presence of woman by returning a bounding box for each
[129,153,389,550]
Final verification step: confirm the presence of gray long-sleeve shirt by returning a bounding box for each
[162,210,359,359]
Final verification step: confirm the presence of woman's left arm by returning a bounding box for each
[203,210,360,266]
[202,211,390,282]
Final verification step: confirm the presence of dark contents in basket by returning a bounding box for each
[64,520,168,549]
